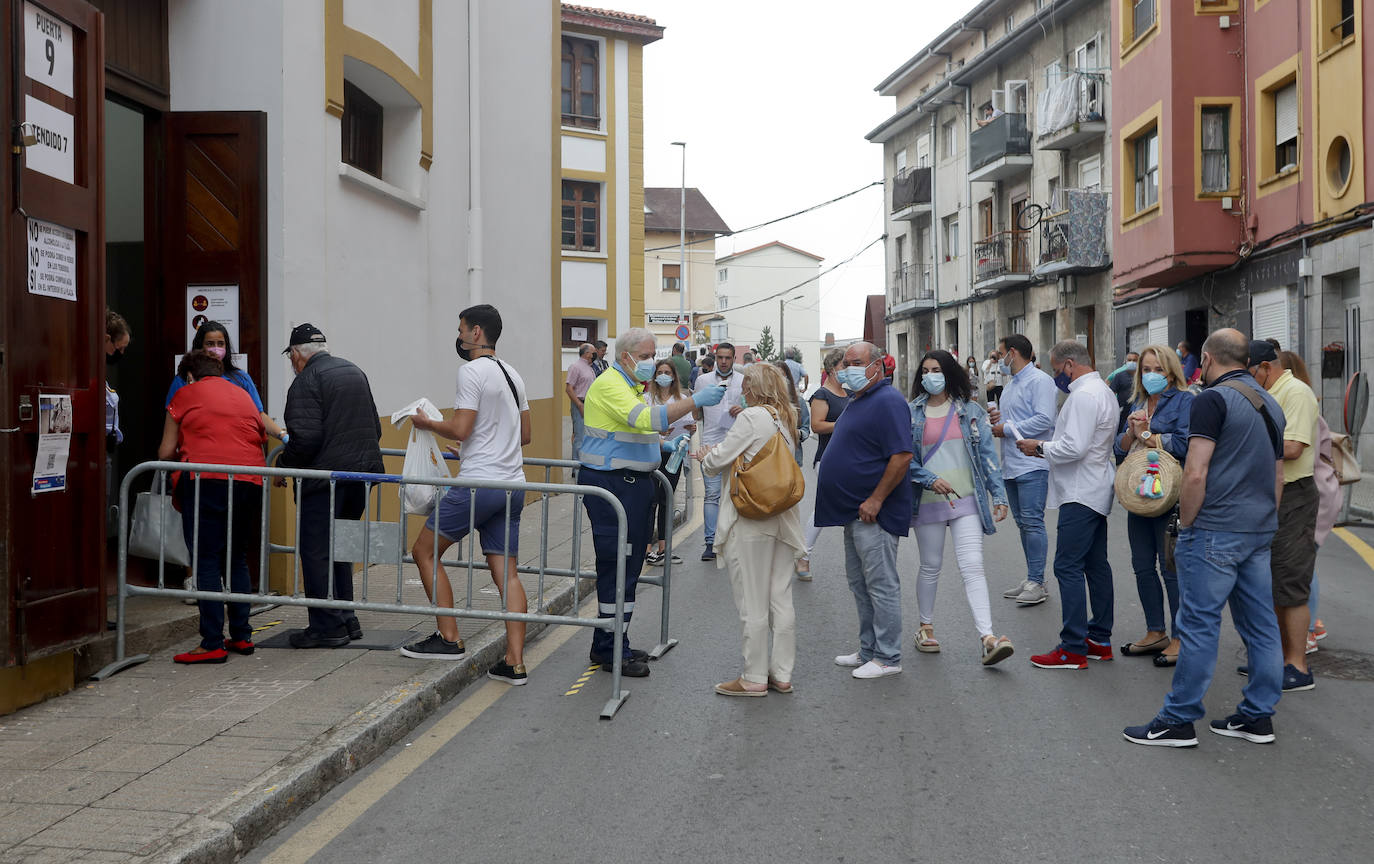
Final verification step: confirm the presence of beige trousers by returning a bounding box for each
[723,529,797,684]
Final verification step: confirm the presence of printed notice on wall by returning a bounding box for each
[27,217,77,301]
[24,95,74,183]
[24,2,74,97]
[33,393,72,494]
[186,284,240,348]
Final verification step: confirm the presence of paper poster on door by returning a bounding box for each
[23,95,74,184]
[27,217,77,300]
[186,284,239,348]
[33,393,72,494]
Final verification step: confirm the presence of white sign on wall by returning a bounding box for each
[186,284,240,348]
[24,2,73,98]
[646,312,681,325]
[27,217,76,301]
[24,95,74,183]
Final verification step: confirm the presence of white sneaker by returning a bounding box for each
[182,576,197,605]
[834,652,864,667]
[852,660,902,679]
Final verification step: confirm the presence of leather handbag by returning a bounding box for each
[1329,432,1362,486]
[730,408,805,520]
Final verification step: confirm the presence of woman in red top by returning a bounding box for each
[158,350,267,664]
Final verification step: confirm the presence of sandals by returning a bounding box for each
[915,624,941,653]
[981,635,1015,666]
[767,677,794,694]
[795,558,812,582]
[714,677,767,697]
[1121,635,1170,656]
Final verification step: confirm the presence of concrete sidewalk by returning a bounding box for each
[0,481,690,864]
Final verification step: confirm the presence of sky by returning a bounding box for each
[611,0,971,340]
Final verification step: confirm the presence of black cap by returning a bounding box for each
[1247,339,1278,367]
[282,323,326,354]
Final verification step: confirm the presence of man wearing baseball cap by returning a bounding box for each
[279,324,384,647]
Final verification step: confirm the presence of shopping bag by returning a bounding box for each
[390,398,451,515]
[128,489,191,567]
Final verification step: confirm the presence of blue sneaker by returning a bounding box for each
[1282,663,1315,692]
[1123,718,1198,748]
[1209,713,1276,744]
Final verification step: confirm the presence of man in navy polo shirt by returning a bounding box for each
[1125,329,1286,748]
[816,342,914,680]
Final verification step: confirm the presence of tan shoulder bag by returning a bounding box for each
[730,407,805,519]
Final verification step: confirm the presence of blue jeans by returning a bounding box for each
[1127,511,1179,635]
[1004,470,1048,585]
[179,479,261,650]
[571,404,586,458]
[1159,527,1283,724]
[579,467,655,659]
[1053,503,1114,655]
[703,472,722,544]
[842,520,903,666]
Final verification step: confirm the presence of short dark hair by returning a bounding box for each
[1264,337,1281,351]
[999,334,1033,362]
[459,304,503,344]
[672,343,685,354]
[715,342,736,356]
[912,349,972,402]
[1179,340,1193,352]
[700,355,714,367]
[594,339,608,349]
[178,349,224,382]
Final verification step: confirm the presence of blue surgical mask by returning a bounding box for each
[654,373,674,387]
[738,394,748,409]
[1176,348,1184,359]
[998,361,1013,377]
[1053,369,1072,393]
[838,365,871,391]
[1142,372,1168,395]
[921,373,946,395]
[633,358,656,382]
[1124,361,1138,370]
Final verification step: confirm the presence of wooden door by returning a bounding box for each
[2,0,106,663]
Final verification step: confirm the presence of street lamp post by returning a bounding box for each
[779,293,804,362]
[671,141,686,350]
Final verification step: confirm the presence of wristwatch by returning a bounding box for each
[1034,442,1044,457]
[1139,429,1153,441]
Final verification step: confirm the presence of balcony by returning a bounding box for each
[1036,72,1107,151]
[1034,189,1110,278]
[974,230,1032,291]
[968,112,1032,182]
[890,166,932,221]
[888,263,936,318]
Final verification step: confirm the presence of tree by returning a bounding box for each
[754,326,777,363]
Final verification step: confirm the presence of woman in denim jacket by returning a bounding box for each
[908,350,1015,666]
[1112,344,1193,667]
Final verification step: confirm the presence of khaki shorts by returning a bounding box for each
[1271,476,1318,607]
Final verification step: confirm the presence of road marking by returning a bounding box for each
[1333,526,1374,570]
[563,665,600,696]
[251,620,283,634]
[259,603,588,864]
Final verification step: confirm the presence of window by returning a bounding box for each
[896,234,908,268]
[916,136,931,167]
[1251,289,1289,346]
[1005,13,1015,35]
[1274,82,1298,171]
[1134,129,1159,212]
[895,148,908,174]
[1200,105,1230,193]
[342,80,383,178]
[1004,80,1029,114]
[1048,176,1061,211]
[715,322,728,340]
[561,180,600,251]
[943,216,959,260]
[561,318,599,349]
[1319,0,1355,51]
[1256,57,1301,192]
[1010,315,1026,334]
[1078,154,1101,190]
[1045,60,1062,88]
[718,267,728,283]
[718,295,729,310]
[662,263,680,292]
[942,119,959,160]
[1130,0,1156,43]
[561,37,599,129]
[1147,316,1169,347]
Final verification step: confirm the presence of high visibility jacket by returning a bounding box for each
[580,367,672,471]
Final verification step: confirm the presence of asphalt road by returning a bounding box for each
[248,454,1374,864]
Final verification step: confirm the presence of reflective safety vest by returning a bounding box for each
[580,367,672,471]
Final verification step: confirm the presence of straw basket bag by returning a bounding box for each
[1114,446,1182,518]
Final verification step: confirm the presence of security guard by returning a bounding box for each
[580,327,726,676]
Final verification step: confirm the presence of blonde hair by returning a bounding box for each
[741,363,798,434]
[1131,344,1187,404]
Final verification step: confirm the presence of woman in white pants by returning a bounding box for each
[907,350,1015,666]
[694,363,805,696]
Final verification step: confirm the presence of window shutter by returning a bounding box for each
[1147,316,1169,347]
[1275,83,1298,145]
[1251,288,1289,345]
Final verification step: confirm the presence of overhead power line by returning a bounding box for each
[645,181,882,253]
[708,234,887,317]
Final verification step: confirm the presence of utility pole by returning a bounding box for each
[671,141,686,350]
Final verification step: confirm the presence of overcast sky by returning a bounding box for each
[612,0,969,339]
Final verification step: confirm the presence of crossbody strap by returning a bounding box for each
[920,405,959,463]
[1216,379,1281,455]
[482,356,522,409]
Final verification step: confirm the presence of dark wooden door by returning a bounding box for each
[159,112,267,389]
[2,0,106,664]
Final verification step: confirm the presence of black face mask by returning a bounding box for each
[455,336,493,362]
[106,349,124,366]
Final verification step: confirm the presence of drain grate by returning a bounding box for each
[1308,648,1374,682]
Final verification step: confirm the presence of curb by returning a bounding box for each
[146,577,591,864]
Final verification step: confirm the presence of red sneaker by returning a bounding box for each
[1086,639,1114,662]
[173,647,228,665]
[224,638,255,655]
[1030,647,1088,670]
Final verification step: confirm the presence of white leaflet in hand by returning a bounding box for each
[389,397,445,429]
[1004,421,1024,441]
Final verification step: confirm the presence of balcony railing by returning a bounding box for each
[1035,72,1106,142]
[890,263,935,311]
[1033,189,1110,276]
[1039,211,1070,266]
[968,112,1030,172]
[891,166,932,214]
[974,230,1031,285]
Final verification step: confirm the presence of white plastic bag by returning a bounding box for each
[390,398,450,515]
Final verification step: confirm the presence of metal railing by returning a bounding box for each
[1039,210,1071,265]
[974,230,1032,284]
[968,112,1030,171]
[891,166,932,213]
[891,263,935,305]
[94,458,679,720]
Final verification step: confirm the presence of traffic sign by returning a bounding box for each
[675,324,690,340]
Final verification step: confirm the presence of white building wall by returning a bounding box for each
[714,245,822,364]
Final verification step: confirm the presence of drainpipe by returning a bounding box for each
[467,0,483,303]
[930,111,940,325]
[963,83,974,355]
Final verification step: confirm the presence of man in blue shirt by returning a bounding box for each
[816,342,913,679]
[989,334,1058,606]
[1125,328,1286,747]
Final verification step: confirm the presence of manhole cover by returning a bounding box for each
[1308,648,1374,682]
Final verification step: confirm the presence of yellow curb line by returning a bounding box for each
[1333,526,1374,571]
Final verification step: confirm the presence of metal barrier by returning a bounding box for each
[93,460,644,719]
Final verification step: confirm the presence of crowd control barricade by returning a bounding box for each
[93,460,638,719]
[375,449,681,660]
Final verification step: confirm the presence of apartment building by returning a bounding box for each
[642,187,732,356]
[710,242,824,362]
[1110,0,1374,447]
[868,0,1114,393]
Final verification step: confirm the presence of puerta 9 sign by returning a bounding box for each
[24,2,73,98]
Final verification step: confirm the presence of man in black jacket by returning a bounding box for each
[279,324,385,647]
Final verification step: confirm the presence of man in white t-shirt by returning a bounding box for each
[694,342,745,560]
[403,304,533,685]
